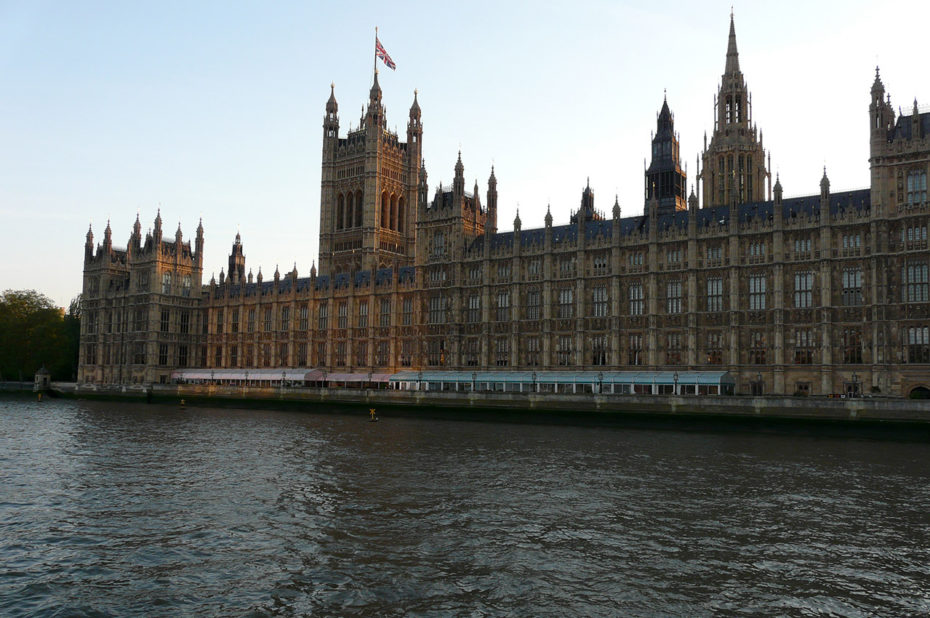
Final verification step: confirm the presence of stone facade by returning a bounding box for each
[79,15,930,397]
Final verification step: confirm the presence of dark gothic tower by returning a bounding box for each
[699,12,771,207]
[228,232,245,284]
[645,95,687,215]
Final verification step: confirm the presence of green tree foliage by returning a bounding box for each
[0,289,80,381]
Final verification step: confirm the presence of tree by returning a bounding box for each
[0,289,76,382]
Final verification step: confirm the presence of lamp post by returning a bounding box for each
[756,372,763,396]
[598,371,603,395]
[532,371,537,393]
[851,371,860,397]
[673,371,679,395]
[472,371,476,392]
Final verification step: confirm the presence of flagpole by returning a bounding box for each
[374,26,378,76]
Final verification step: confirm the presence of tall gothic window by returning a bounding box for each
[907,326,930,363]
[904,262,929,303]
[907,170,927,206]
[749,275,767,310]
[558,288,574,319]
[666,281,682,314]
[496,291,511,322]
[842,268,863,306]
[629,283,644,316]
[592,287,608,317]
[794,272,813,308]
[794,330,815,364]
[707,277,723,312]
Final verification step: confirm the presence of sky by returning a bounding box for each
[1,0,928,308]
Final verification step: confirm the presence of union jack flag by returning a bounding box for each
[376,37,396,70]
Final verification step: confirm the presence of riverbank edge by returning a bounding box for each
[41,382,930,439]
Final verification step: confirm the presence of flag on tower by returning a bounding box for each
[375,37,396,70]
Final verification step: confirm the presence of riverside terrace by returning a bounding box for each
[168,368,736,395]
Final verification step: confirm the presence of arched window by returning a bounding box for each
[390,194,398,231]
[355,190,363,227]
[345,192,354,229]
[397,197,405,234]
[381,192,389,229]
[336,194,344,230]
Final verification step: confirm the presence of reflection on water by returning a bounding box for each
[1,397,928,616]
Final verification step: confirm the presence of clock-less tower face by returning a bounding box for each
[317,73,422,277]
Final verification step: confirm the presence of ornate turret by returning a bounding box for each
[774,173,783,202]
[613,195,621,219]
[175,222,183,245]
[195,218,204,265]
[85,224,94,261]
[228,232,245,284]
[453,151,465,199]
[153,209,163,243]
[820,166,830,199]
[103,220,112,252]
[486,166,498,234]
[700,11,771,207]
[545,203,553,228]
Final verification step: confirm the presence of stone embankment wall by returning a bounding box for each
[52,382,930,424]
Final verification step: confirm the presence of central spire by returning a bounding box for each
[725,11,740,75]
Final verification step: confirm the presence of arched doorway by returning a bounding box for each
[909,386,930,399]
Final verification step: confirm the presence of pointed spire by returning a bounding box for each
[613,195,621,219]
[196,217,204,237]
[409,88,420,118]
[154,208,162,230]
[133,212,141,237]
[310,260,317,278]
[820,165,830,196]
[370,68,382,104]
[176,221,183,241]
[326,82,338,114]
[872,66,884,97]
[455,150,464,176]
[725,10,740,75]
[514,208,521,230]
[774,172,783,201]
[545,203,553,227]
[86,223,94,244]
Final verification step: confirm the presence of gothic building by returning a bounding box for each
[79,15,930,397]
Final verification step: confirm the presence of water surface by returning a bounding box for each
[1,397,928,615]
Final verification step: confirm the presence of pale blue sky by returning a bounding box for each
[1,1,927,307]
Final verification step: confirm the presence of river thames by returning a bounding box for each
[1,397,928,616]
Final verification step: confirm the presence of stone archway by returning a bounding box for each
[909,386,930,399]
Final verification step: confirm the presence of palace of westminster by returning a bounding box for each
[79,16,930,397]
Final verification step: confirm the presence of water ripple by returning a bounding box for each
[0,398,928,616]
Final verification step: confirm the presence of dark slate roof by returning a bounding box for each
[584,219,613,240]
[491,232,514,250]
[295,277,312,293]
[398,266,416,284]
[334,273,350,289]
[620,216,647,236]
[551,224,576,245]
[657,211,688,232]
[375,268,393,285]
[519,228,545,247]
[315,275,330,291]
[889,112,930,141]
[354,270,371,287]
